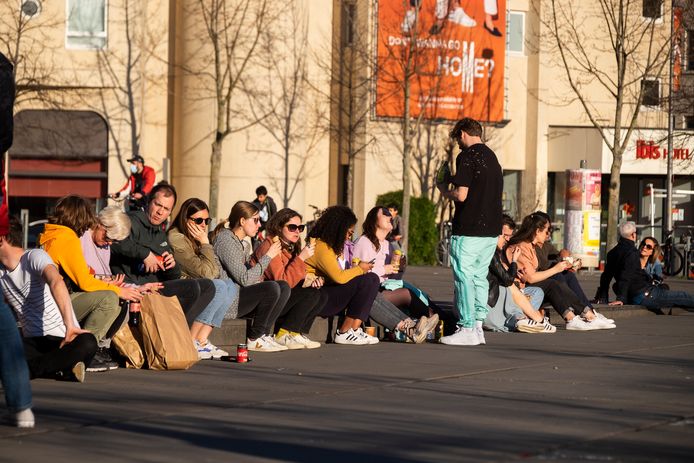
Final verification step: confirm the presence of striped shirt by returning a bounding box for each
[0,249,68,337]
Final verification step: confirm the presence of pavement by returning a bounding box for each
[2,267,694,462]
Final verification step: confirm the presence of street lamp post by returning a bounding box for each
[665,1,676,235]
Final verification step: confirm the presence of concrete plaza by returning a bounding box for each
[1,267,693,462]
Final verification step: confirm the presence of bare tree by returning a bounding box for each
[541,0,671,250]
[250,0,323,208]
[0,2,60,108]
[190,0,277,219]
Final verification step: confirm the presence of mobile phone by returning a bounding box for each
[368,258,376,264]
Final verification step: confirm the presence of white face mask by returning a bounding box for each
[130,164,138,174]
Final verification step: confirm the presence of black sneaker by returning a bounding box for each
[87,348,119,372]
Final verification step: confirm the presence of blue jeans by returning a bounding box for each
[195,279,238,328]
[0,299,32,412]
[450,235,498,328]
[637,286,694,310]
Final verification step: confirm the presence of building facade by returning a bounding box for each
[2,0,692,248]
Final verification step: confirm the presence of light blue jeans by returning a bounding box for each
[484,286,545,332]
[450,235,498,328]
[195,279,238,328]
[0,299,32,412]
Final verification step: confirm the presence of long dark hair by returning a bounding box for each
[49,195,97,236]
[265,208,303,257]
[210,201,259,244]
[508,213,550,247]
[639,236,661,266]
[171,197,209,255]
[361,205,387,252]
[307,205,357,255]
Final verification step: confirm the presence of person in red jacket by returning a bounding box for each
[109,155,155,210]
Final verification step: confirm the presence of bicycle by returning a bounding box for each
[436,221,452,267]
[661,229,684,277]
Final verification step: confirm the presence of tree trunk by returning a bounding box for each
[209,136,223,220]
[606,146,623,252]
[401,86,411,255]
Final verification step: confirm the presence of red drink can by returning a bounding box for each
[236,344,248,363]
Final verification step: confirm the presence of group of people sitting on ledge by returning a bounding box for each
[2,182,693,429]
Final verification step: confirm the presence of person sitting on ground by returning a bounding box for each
[168,198,240,360]
[109,183,218,336]
[484,215,554,333]
[353,206,440,342]
[532,211,595,313]
[251,208,326,349]
[1,218,98,383]
[638,236,664,281]
[39,195,143,372]
[305,206,381,345]
[80,206,132,282]
[596,222,694,311]
[212,201,290,353]
[506,213,615,330]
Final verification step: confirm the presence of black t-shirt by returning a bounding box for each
[450,143,503,237]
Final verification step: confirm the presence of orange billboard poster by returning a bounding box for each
[375,0,506,122]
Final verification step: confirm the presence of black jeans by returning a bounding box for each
[275,286,327,334]
[530,278,586,318]
[237,281,290,339]
[23,334,97,379]
[551,271,592,309]
[161,278,216,326]
[319,273,380,321]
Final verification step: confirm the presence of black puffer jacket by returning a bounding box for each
[487,248,517,307]
[596,237,651,303]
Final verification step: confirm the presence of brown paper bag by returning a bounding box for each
[112,323,146,369]
[139,293,199,370]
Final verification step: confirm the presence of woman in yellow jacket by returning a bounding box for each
[305,206,380,345]
[39,196,144,371]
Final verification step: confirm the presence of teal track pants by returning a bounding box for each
[450,235,498,328]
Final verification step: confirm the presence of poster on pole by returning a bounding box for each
[375,0,507,122]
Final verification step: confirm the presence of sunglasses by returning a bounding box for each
[246,217,260,224]
[190,217,211,225]
[381,207,392,217]
[286,224,306,232]
[641,244,654,250]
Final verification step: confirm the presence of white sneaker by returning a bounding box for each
[565,316,596,331]
[592,309,615,324]
[516,318,557,333]
[247,335,288,352]
[275,333,307,350]
[194,340,214,359]
[11,408,35,428]
[448,7,476,27]
[334,328,368,345]
[440,326,480,346]
[414,314,440,343]
[356,327,379,344]
[585,317,616,330]
[474,320,486,345]
[196,340,229,359]
[401,9,416,33]
[296,334,321,349]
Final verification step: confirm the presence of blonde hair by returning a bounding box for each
[98,206,131,241]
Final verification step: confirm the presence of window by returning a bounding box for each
[507,11,525,54]
[66,0,107,49]
[341,2,355,47]
[641,79,660,107]
[688,30,694,71]
[642,0,662,20]
[685,116,694,130]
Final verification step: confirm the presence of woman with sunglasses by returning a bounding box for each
[211,201,290,353]
[305,206,381,345]
[168,198,239,359]
[638,237,663,280]
[251,208,326,349]
[353,206,440,343]
[506,213,615,330]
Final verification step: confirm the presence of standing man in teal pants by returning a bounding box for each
[437,118,503,346]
